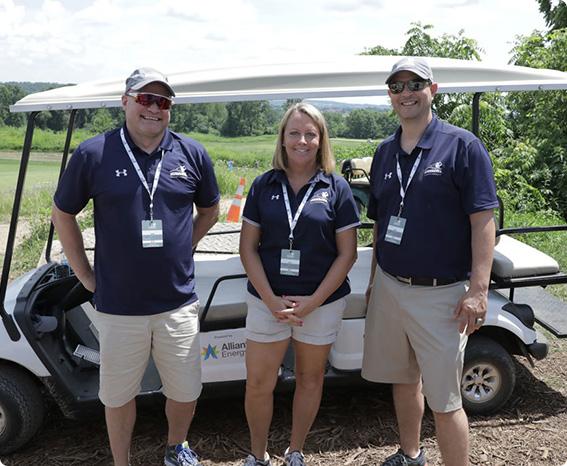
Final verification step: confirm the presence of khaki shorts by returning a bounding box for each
[246,293,345,345]
[93,301,202,408]
[362,266,468,413]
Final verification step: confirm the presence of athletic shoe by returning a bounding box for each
[284,447,306,466]
[164,441,202,466]
[381,447,426,466]
[242,453,272,465]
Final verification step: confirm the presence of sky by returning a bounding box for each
[0,0,552,89]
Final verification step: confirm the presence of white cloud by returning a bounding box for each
[0,0,549,85]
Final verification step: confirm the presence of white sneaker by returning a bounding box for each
[284,447,306,466]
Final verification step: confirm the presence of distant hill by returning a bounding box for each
[268,99,390,112]
[307,99,391,112]
[4,81,72,95]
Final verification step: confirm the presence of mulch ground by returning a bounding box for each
[2,327,566,466]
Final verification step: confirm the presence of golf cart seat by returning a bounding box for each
[341,157,372,186]
[193,247,373,325]
[491,234,566,290]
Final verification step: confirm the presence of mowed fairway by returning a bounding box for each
[0,153,61,192]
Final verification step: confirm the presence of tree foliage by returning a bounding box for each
[362,23,483,121]
[221,101,274,137]
[507,27,567,216]
[536,0,567,30]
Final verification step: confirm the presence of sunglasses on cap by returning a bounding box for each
[388,79,431,94]
[126,92,173,110]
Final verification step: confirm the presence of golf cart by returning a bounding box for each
[2,56,567,456]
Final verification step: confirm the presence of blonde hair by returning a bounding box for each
[272,102,335,175]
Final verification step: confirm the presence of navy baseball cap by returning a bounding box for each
[125,67,175,97]
[385,57,434,84]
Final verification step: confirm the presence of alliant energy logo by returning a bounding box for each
[201,344,218,360]
[202,341,246,360]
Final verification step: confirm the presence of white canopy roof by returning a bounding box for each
[10,56,567,113]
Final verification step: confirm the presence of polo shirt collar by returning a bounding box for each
[394,114,439,155]
[268,169,331,186]
[122,125,174,155]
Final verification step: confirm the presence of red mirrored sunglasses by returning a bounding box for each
[127,92,173,110]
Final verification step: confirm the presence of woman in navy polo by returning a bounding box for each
[239,103,360,466]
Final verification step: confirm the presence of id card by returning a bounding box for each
[384,215,406,245]
[141,220,163,248]
[280,249,300,276]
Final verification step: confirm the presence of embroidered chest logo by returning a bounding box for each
[271,194,280,201]
[170,164,188,179]
[115,169,128,177]
[310,191,329,204]
[384,172,393,180]
[424,161,443,176]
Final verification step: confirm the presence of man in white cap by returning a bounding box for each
[362,57,498,466]
[52,67,220,466]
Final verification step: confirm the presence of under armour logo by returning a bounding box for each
[115,169,128,177]
[271,194,280,200]
[384,172,392,180]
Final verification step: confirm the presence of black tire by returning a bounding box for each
[461,335,516,416]
[0,365,45,455]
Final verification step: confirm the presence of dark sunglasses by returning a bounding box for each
[127,92,173,110]
[388,79,431,94]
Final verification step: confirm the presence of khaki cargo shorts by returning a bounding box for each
[362,266,468,413]
[93,301,202,408]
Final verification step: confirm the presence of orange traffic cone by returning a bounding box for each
[227,177,246,222]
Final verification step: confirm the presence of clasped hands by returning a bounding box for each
[268,295,317,326]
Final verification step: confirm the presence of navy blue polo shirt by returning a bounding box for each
[54,126,220,315]
[367,116,498,280]
[242,169,360,304]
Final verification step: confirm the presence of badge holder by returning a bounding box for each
[385,202,406,245]
[142,219,163,248]
[281,235,300,276]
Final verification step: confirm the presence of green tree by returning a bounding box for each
[322,111,346,138]
[221,101,272,136]
[508,28,567,216]
[536,0,567,30]
[362,23,484,121]
[88,108,115,133]
[0,83,26,127]
[344,109,379,139]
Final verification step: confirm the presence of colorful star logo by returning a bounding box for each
[201,344,218,360]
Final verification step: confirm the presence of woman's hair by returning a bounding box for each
[272,102,335,174]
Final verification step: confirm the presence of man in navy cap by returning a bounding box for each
[362,57,498,466]
[52,67,220,466]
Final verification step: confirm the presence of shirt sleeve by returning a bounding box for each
[458,139,499,214]
[194,146,220,208]
[334,176,361,233]
[241,175,263,227]
[53,146,92,215]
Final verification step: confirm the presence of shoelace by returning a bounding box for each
[285,451,305,466]
[177,446,200,466]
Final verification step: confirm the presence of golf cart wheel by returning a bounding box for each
[0,365,45,455]
[461,336,516,415]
